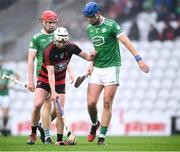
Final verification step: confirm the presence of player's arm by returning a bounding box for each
[118,33,150,73]
[86,61,95,75]
[78,51,97,61]
[67,64,75,83]
[27,51,36,92]
[46,65,57,101]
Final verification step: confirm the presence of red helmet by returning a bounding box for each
[41,10,58,21]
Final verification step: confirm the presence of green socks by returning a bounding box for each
[99,126,107,138]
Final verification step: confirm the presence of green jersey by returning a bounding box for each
[29,30,54,76]
[87,18,122,68]
[0,68,14,96]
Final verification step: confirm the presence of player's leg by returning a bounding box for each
[55,94,65,144]
[2,104,9,129]
[97,66,119,145]
[27,88,49,145]
[87,83,103,142]
[37,95,56,143]
[87,67,103,142]
[50,103,57,121]
[98,85,117,145]
[1,107,9,135]
[2,107,8,128]
[41,97,54,144]
[1,96,11,136]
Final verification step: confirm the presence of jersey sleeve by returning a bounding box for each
[29,37,38,52]
[112,21,123,38]
[70,43,82,55]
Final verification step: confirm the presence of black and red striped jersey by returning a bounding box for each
[38,41,82,85]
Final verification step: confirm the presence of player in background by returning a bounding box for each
[36,27,96,145]
[82,2,150,145]
[0,56,19,136]
[27,10,74,144]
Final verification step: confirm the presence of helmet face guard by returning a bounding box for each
[83,2,101,17]
[54,27,69,42]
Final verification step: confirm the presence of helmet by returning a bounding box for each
[41,10,58,21]
[83,2,101,17]
[54,27,69,41]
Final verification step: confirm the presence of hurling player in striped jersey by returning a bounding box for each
[32,27,96,145]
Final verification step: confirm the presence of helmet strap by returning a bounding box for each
[42,21,53,34]
[95,13,99,20]
[91,13,100,25]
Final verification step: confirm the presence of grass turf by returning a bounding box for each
[0,136,180,151]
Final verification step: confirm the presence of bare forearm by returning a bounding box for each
[119,34,150,73]
[48,72,56,93]
[119,34,139,56]
[78,51,97,61]
[67,64,73,75]
[28,61,34,82]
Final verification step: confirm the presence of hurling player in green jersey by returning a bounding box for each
[83,2,150,145]
[0,56,19,136]
[27,10,76,145]
[27,10,58,145]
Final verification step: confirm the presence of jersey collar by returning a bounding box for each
[95,17,105,27]
[41,29,53,35]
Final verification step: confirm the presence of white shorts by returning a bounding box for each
[0,96,10,108]
[89,66,120,86]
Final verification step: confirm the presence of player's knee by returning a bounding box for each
[34,104,42,111]
[103,99,112,110]
[88,101,97,108]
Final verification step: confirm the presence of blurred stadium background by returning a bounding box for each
[0,0,180,137]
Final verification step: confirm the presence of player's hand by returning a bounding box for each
[137,60,150,73]
[86,62,94,75]
[51,92,58,101]
[69,73,75,84]
[89,50,97,60]
[90,50,97,57]
[27,81,35,92]
[67,133,77,145]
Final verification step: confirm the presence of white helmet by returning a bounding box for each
[54,27,69,41]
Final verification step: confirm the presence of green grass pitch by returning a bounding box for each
[0,136,180,151]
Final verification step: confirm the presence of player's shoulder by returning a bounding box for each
[66,41,81,51]
[32,31,43,39]
[87,24,93,30]
[104,18,118,27]
[44,42,55,55]
[66,41,77,48]
[45,41,54,49]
